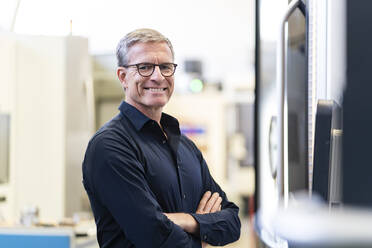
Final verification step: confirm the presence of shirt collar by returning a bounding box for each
[160,112,181,136]
[118,101,181,135]
[119,101,150,131]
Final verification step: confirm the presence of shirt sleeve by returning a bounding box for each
[85,133,202,248]
[190,146,241,246]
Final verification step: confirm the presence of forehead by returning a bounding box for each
[127,42,173,64]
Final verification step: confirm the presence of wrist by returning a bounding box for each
[184,213,199,234]
[164,212,199,234]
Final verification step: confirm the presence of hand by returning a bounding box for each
[164,213,208,247]
[164,191,223,247]
[197,191,222,248]
[163,212,199,234]
[196,191,222,214]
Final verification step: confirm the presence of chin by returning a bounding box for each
[147,100,168,108]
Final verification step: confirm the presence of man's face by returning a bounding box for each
[118,42,174,114]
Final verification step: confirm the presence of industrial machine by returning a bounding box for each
[255,0,372,247]
[0,33,94,222]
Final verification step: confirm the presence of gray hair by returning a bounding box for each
[116,28,175,67]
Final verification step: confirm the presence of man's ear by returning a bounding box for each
[117,67,127,88]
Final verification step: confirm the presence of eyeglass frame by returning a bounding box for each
[122,63,178,77]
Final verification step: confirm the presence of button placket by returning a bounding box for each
[177,157,181,170]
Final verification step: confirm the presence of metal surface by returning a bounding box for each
[276,0,302,206]
[0,114,10,184]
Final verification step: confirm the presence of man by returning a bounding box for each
[82,28,241,248]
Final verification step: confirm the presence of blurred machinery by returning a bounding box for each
[91,55,122,129]
[254,0,372,247]
[0,32,93,222]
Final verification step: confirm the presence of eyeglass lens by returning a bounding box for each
[137,63,176,77]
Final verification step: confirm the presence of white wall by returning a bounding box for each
[8,0,255,86]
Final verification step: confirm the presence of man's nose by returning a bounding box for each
[150,65,164,81]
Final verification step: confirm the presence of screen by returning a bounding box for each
[312,100,342,204]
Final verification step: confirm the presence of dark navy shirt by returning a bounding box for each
[82,101,241,248]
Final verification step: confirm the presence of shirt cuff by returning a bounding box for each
[190,213,224,246]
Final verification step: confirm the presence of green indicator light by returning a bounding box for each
[190,78,203,92]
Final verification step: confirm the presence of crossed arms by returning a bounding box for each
[165,191,222,247]
[84,135,241,247]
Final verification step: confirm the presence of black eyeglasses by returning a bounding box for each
[123,63,178,77]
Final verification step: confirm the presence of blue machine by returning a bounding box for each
[0,228,72,248]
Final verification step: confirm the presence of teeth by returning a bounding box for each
[147,88,165,92]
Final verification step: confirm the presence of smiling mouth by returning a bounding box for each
[144,87,167,92]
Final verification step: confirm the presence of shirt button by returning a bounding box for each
[203,235,207,240]
[162,140,166,144]
[183,194,186,199]
[177,165,180,169]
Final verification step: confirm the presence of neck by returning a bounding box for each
[146,109,162,125]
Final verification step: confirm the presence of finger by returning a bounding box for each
[197,191,211,213]
[219,205,221,211]
[203,192,219,213]
[210,197,222,213]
